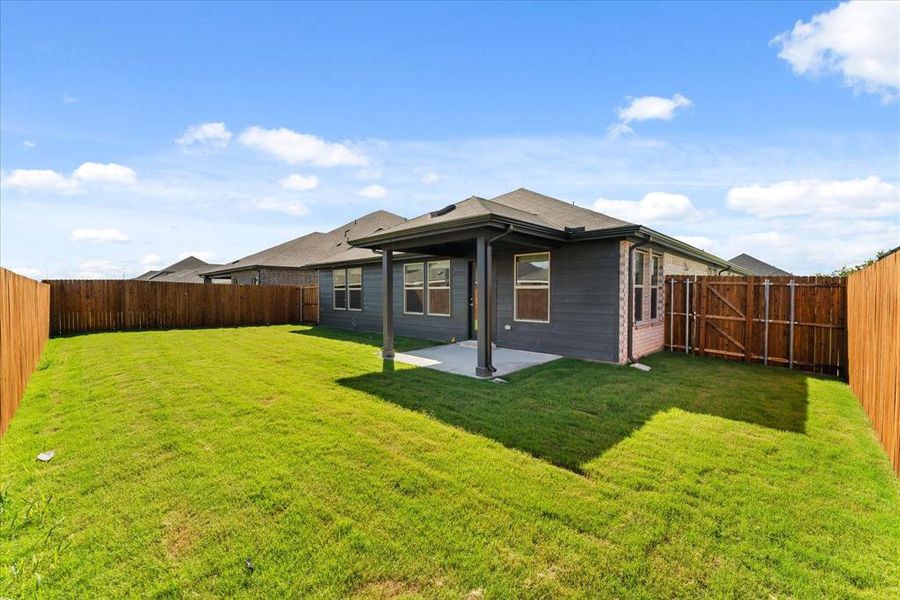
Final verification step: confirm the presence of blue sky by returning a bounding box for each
[1,1,898,277]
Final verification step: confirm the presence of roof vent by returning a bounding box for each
[565,226,585,235]
[430,204,456,218]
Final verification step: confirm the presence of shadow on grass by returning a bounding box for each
[337,349,811,473]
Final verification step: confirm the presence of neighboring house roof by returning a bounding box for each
[202,210,406,277]
[351,188,751,274]
[136,256,222,283]
[728,253,791,276]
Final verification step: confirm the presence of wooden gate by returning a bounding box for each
[666,275,847,377]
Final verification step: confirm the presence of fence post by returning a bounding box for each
[684,279,691,354]
[697,279,707,356]
[669,277,674,351]
[788,279,796,369]
[744,275,755,363]
[763,279,770,366]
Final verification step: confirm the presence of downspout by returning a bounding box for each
[718,265,732,275]
[485,225,514,372]
[627,235,652,363]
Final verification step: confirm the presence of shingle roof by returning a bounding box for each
[349,188,747,273]
[354,195,560,239]
[728,253,791,276]
[349,188,635,245]
[491,188,634,231]
[134,256,222,283]
[201,210,405,276]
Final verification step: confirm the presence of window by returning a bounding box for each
[650,254,662,320]
[514,252,550,322]
[333,268,347,310]
[403,263,424,314]
[427,260,451,316]
[634,251,646,322]
[348,267,362,311]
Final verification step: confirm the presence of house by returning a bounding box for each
[199,210,404,285]
[728,253,791,276]
[133,256,222,283]
[306,188,750,376]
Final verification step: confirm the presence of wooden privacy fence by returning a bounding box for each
[665,275,847,377]
[47,280,319,336]
[1,268,50,434]
[847,251,899,476]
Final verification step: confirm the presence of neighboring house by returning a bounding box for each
[728,253,791,276]
[133,256,222,283]
[308,188,750,376]
[199,211,404,285]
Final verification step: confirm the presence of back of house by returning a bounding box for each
[307,188,749,366]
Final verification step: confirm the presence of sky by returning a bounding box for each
[1,0,898,278]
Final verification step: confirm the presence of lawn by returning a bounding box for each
[1,325,898,598]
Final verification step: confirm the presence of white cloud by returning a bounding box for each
[70,228,129,243]
[726,176,899,218]
[72,162,137,184]
[140,254,162,266]
[251,197,310,216]
[176,122,233,148]
[62,94,78,104]
[177,251,217,262]
[772,1,900,102]
[23,140,36,149]
[593,191,699,223]
[608,93,692,137]
[421,171,440,185]
[279,174,320,191]
[357,184,387,199]
[3,169,80,193]
[239,126,368,167]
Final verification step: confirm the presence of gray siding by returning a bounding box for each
[319,258,469,342]
[318,240,622,361]
[493,240,621,361]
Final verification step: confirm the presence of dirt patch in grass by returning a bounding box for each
[161,511,198,561]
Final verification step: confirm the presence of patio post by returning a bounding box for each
[382,249,394,359]
[475,234,492,377]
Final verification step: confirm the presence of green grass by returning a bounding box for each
[1,325,898,598]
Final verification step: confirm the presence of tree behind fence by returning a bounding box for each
[46,279,319,336]
[1,268,50,434]
[847,250,899,476]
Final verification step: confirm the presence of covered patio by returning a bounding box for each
[351,196,569,378]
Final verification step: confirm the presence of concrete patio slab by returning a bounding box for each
[392,343,561,379]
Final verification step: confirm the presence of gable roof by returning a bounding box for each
[350,188,751,274]
[201,210,405,277]
[134,256,222,283]
[728,253,791,276]
[492,188,633,231]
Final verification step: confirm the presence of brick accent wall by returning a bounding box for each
[620,244,667,362]
[259,268,318,286]
[228,268,318,285]
[617,240,629,364]
[632,321,665,359]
